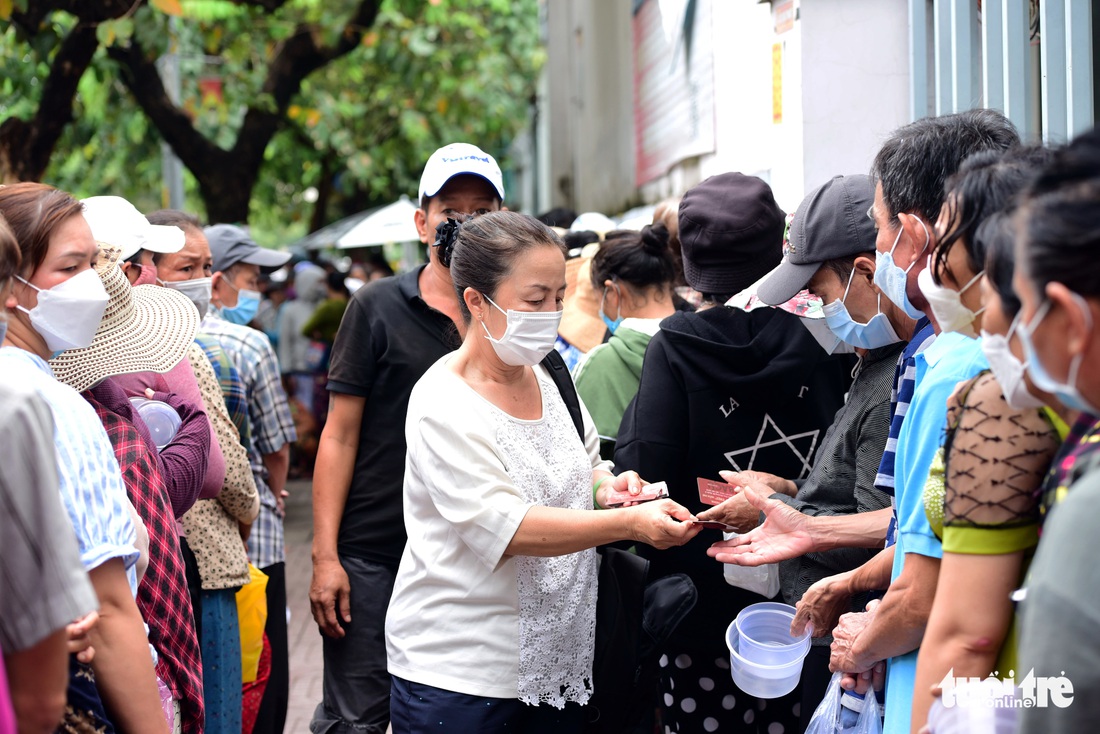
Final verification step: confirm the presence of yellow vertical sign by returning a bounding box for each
[772,42,783,124]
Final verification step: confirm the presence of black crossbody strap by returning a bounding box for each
[540,349,585,442]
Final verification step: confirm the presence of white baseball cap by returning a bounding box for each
[418,143,505,203]
[81,196,185,260]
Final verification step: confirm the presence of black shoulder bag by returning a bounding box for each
[540,350,697,733]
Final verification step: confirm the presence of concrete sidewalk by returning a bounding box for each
[284,478,323,732]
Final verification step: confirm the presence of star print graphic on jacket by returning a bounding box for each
[724,414,821,478]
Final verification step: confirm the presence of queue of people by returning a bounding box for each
[309,121,1100,734]
[3,114,1100,734]
[0,187,295,733]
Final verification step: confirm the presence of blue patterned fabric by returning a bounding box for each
[200,313,296,569]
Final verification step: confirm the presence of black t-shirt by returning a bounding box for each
[327,266,460,567]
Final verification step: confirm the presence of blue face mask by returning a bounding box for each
[220,278,262,326]
[873,217,929,320]
[0,318,6,346]
[821,268,902,349]
[599,283,623,334]
[1018,295,1099,415]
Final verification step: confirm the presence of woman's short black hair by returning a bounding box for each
[976,210,1021,319]
[932,145,1055,286]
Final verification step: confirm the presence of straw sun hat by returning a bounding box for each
[50,245,199,393]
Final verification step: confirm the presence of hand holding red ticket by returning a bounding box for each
[603,480,669,508]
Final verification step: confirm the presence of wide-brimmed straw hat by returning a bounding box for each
[50,245,199,392]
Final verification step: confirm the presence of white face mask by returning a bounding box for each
[917,261,985,338]
[873,218,929,320]
[16,268,109,353]
[480,293,563,367]
[162,276,213,319]
[980,315,1044,410]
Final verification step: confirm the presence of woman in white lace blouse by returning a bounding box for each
[385,212,700,733]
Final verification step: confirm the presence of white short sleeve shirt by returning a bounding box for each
[386,356,611,706]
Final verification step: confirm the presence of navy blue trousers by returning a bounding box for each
[390,676,585,734]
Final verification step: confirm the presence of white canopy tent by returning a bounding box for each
[335,196,420,249]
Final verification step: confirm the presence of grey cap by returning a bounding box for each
[756,174,877,306]
[205,223,292,273]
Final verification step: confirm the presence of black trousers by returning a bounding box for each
[310,555,397,734]
[179,536,203,642]
[799,645,835,733]
[253,561,288,734]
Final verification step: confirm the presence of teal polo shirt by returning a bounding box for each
[883,332,988,734]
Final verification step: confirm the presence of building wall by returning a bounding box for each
[541,0,911,216]
[545,0,637,215]
[800,0,912,195]
[696,0,803,211]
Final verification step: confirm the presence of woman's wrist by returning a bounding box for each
[593,475,612,510]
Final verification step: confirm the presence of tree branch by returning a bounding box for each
[0,21,99,182]
[11,0,136,31]
[231,0,381,175]
[107,0,381,221]
[107,39,229,185]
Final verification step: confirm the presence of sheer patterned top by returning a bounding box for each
[923,371,1062,555]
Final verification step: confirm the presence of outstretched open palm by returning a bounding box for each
[705,487,815,566]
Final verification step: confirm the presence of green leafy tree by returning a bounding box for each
[1,0,542,241]
[260,0,544,234]
[0,1,135,183]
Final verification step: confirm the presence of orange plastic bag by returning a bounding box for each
[235,564,269,684]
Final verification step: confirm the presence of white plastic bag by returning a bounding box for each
[722,531,781,597]
[805,671,883,734]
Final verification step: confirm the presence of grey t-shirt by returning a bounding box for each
[0,382,98,653]
[1017,454,1100,733]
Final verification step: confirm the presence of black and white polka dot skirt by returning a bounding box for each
[656,645,801,734]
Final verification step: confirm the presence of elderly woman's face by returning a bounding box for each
[491,243,567,314]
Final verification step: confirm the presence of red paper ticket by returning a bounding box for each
[689,520,738,532]
[697,477,736,506]
[603,481,669,508]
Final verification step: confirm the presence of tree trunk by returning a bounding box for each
[199,172,256,225]
[308,152,335,233]
[110,0,381,224]
[0,23,98,183]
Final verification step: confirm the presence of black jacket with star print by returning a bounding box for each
[614,304,853,614]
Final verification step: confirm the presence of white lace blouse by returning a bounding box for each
[385,355,612,707]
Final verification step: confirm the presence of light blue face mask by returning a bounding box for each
[220,278,262,326]
[821,268,902,349]
[873,216,929,320]
[599,283,623,334]
[0,317,6,347]
[1018,295,1099,415]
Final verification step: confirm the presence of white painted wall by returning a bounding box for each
[641,1,795,206]
[799,0,911,195]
